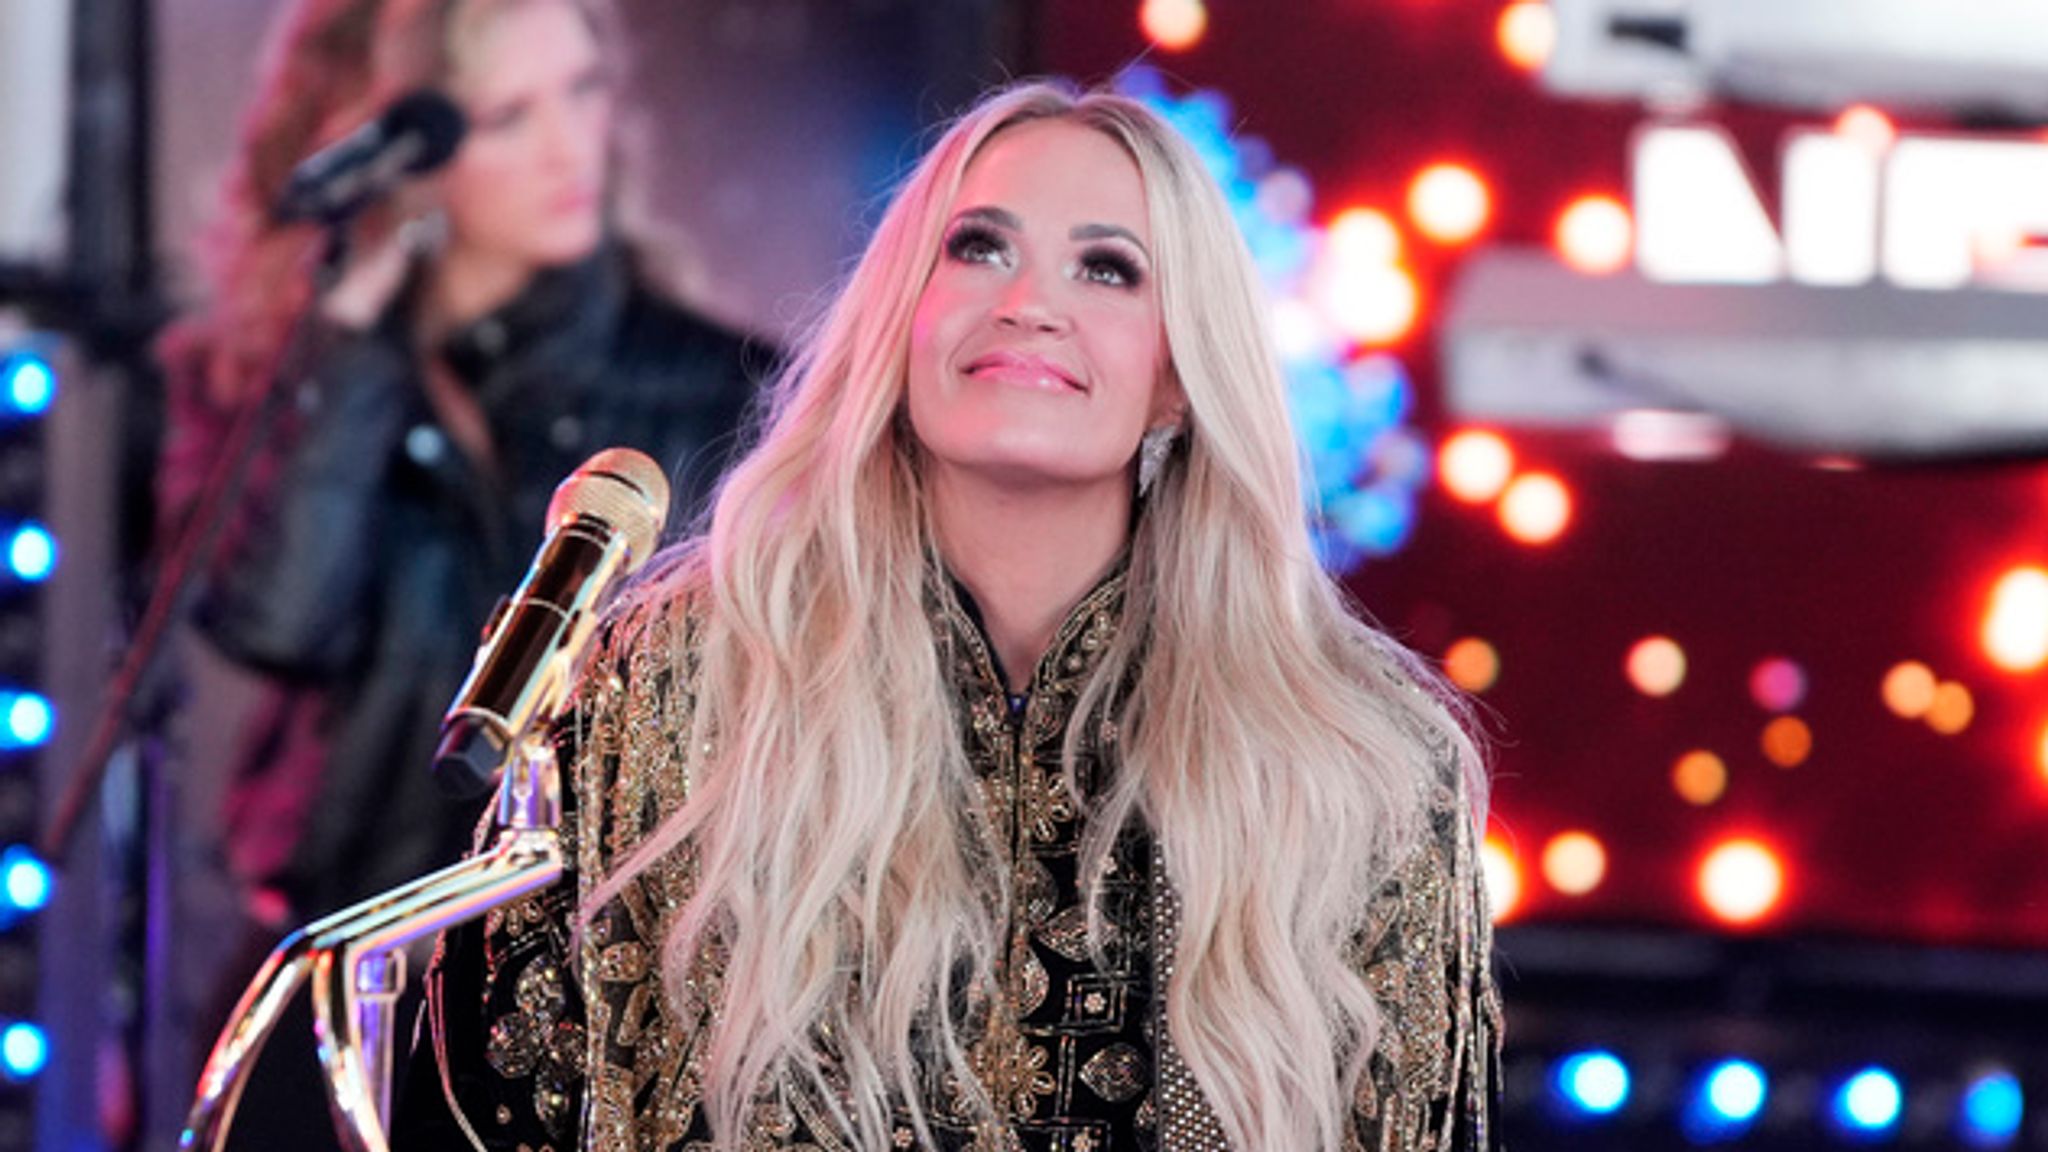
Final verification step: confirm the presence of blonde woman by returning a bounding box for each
[399,81,1499,1152]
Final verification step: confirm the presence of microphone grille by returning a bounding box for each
[547,448,671,570]
[388,89,467,174]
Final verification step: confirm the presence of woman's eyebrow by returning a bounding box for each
[1071,222,1149,256]
[951,205,1022,231]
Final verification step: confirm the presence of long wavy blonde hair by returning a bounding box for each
[597,81,1481,1151]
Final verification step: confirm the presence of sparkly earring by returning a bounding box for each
[1137,424,1179,498]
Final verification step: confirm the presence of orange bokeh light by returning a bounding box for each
[1882,661,1937,719]
[1498,472,1573,545]
[1496,2,1557,73]
[1541,831,1607,897]
[1408,162,1491,245]
[1438,429,1515,504]
[1626,636,1688,698]
[1444,637,1501,693]
[1481,835,1522,922]
[1673,750,1728,806]
[1834,103,1897,153]
[1928,681,1975,736]
[1760,716,1813,768]
[1698,838,1786,927]
[1982,566,2048,672]
[1139,0,1207,52]
[1556,195,1633,275]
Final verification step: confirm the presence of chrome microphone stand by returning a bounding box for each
[179,445,668,1152]
[180,733,565,1152]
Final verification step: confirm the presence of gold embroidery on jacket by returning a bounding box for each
[454,573,1502,1151]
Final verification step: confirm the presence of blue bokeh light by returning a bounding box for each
[0,846,50,914]
[1,692,53,748]
[0,1022,46,1079]
[1960,1069,2023,1148]
[1556,1051,1631,1117]
[1705,1060,1769,1123]
[1,354,54,417]
[1835,1067,1904,1135]
[6,523,55,582]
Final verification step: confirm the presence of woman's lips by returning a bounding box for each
[963,350,1085,393]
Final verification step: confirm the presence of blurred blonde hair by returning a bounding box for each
[599,80,1482,1151]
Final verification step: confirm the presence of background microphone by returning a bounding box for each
[274,89,467,224]
[433,448,670,800]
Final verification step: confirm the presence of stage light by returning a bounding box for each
[1498,472,1571,545]
[1437,430,1514,504]
[1835,104,1898,153]
[1140,0,1207,52]
[1327,207,1402,266]
[1698,838,1785,927]
[1959,1068,2023,1148]
[1541,831,1606,897]
[1497,2,1556,73]
[0,847,49,914]
[5,524,54,583]
[1760,716,1812,768]
[1626,636,1687,697]
[1611,408,1733,462]
[1408,162,1490,245]
[1481,835,1521,922]
[1556,195,1632,275]
[1882,661,1937,719]
[1983,566,2048,672]
[1315,261,1420,346]
[0,692,52,749]
[0,355,54,417]
[1834,1067,1903,1135]
[1704,1060,1769,1124]
[1444,637,1500,693]
[1556,1051,1631,1116]
[1673,750,1728,806]
[1749,657,1808,713]
[1927,681,1975,736]
[0,1022,45,1080]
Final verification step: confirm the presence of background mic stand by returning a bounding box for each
[40,224,353,863]
[181,732,566,1152]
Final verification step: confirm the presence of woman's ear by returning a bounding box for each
[1150,366,1188,430]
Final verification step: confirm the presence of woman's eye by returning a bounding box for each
[474,101,528,133]
[945,226,1008,267]
[1078,250,1143,288]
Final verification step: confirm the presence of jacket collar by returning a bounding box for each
[930,556,1131,719]
[434,241,631,392]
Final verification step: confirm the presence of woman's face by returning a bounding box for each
[907,119,1176,500]
[436,0,610,271]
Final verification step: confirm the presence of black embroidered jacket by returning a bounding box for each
[395,569,1503,1151]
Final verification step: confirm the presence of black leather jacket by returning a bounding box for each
[192,243,762,917]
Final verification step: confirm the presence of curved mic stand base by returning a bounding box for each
[182,741,565,1152]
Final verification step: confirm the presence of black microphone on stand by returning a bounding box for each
[273,89,467,224]
[433,448,671,799]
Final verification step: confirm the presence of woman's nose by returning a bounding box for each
[992,268,1071,333]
